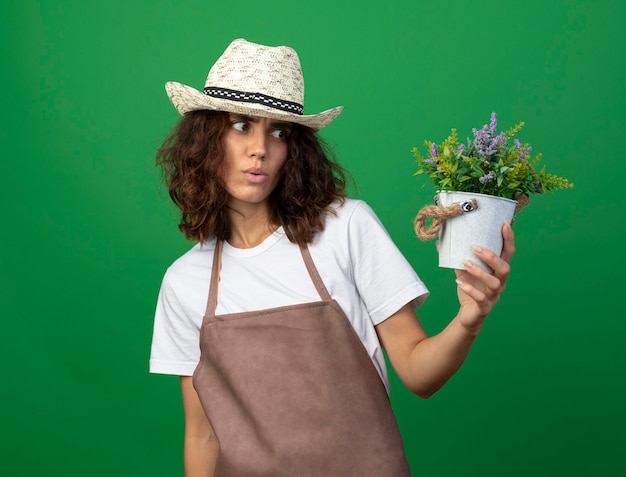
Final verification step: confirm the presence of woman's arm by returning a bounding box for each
[180,376,219,477]
[376,224,515,398]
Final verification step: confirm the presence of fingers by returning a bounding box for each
[461,257,501,291]
[468,223,514,280]
[500,223,516,263]
[461,243,510,296]
[455,277,490,311]
[458,255,504,317]
[454,223,515,322]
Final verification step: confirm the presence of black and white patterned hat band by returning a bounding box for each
[165,39,342,130]
[203,87,304,115]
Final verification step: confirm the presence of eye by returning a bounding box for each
[231,121,249,132]
[271,128,290,140]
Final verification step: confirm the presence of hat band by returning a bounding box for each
[203,87,304,115]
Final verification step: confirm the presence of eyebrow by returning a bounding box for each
[230,113,292,130]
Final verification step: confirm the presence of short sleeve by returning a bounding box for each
[149,273,201,376]
[347,202,429,325]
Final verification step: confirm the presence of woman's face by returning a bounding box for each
[221,113,291,210]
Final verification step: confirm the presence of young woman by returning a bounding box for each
[150,39,515,477]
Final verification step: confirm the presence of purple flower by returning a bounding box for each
[486,132,507,155]
[456,144,465,153]
[489,112,497,135]
[473,125,491,156]
[514,139,523,150]
[519,146,532,162]
[479,172,495,184]
[472,113,507,158]
[424,158,437,164]
[472,125,490,142]
[430,143,439,158]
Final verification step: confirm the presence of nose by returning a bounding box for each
[247,129,267,159]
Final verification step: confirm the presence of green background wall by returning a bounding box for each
[2,1,624,475]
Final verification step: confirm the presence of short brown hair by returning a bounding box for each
[156,110,349,245]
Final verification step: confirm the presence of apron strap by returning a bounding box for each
[204,239,332,317]
[298,244,332,302]
[205,239,223,317]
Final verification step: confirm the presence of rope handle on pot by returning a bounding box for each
[414,199,479,241]
[413,193,530,241]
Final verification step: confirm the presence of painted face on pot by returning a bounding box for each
[221,113,292,210]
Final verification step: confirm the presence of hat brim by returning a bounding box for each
[165,82,342,131]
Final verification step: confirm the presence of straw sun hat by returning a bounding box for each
[165,38,343,131]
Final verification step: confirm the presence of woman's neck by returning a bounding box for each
[226,202,278,249]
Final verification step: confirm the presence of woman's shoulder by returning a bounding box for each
[163,238,218,285]
[325,198,381,228]
[327,197,371,217]
[313,198,385,250]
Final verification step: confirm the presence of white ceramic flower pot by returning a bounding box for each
[436,191,517,271]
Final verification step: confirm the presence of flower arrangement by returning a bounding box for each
[411,112,573,200]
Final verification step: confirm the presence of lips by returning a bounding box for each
[243,168,268,184]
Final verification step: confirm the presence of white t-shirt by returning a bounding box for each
[149,199,429,390]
